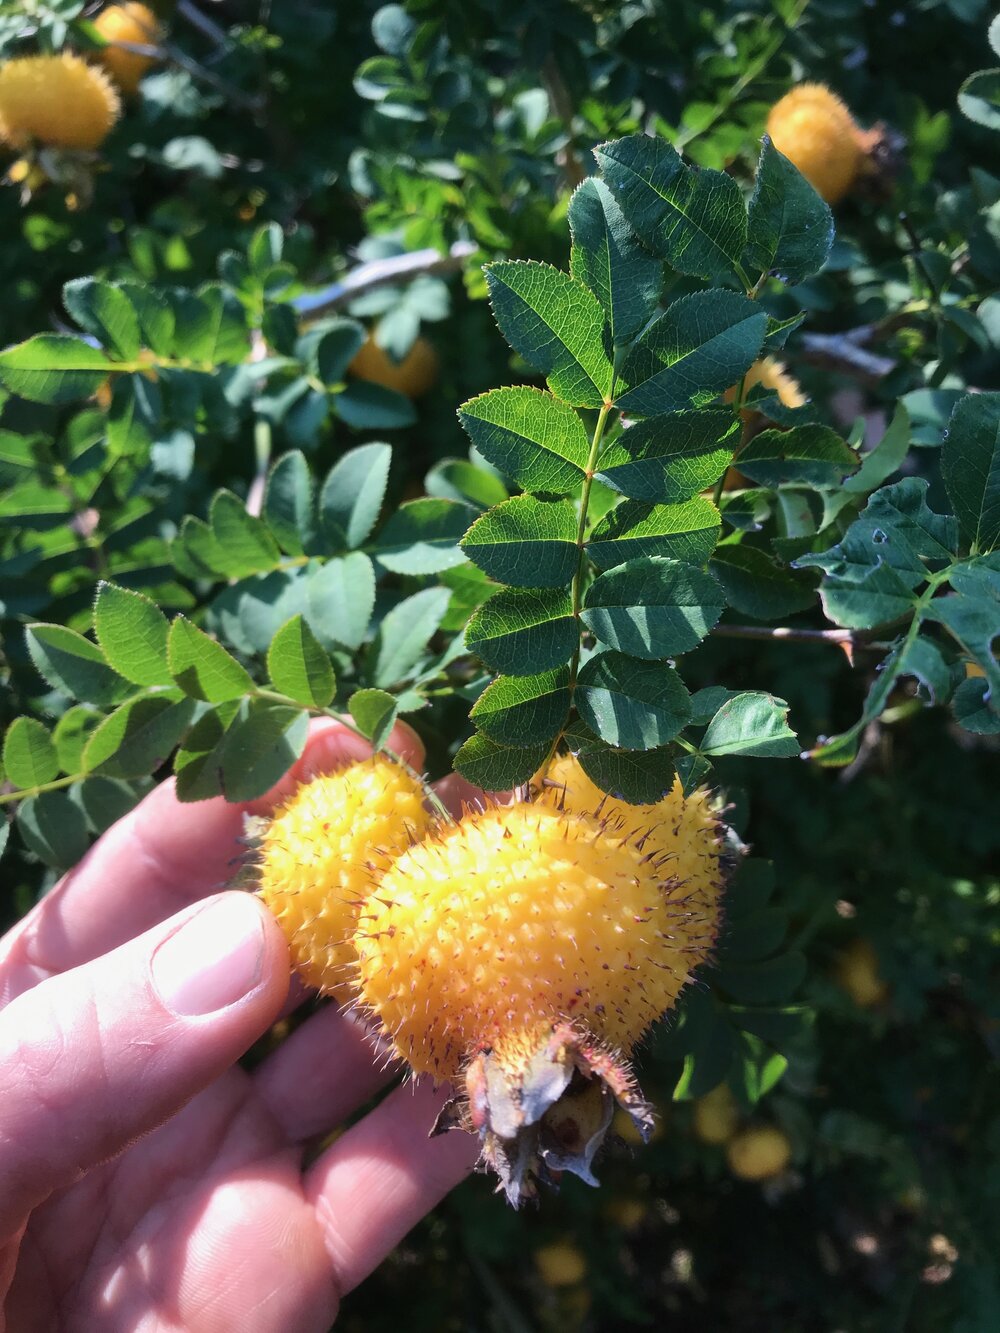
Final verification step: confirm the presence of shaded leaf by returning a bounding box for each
[348,688,399,750]
[568,176,661,344]
[83,695,197,778]
[264,450,315,557]
[712,545,817,618]
[374,497,476,574]
[596,134,748,283]
[173,701,240,803]
[372,586,451,688]
[595,409,737,503]
[306,553,376,652]
[736,424,859,488]
[220,700,309,802]
[941,391,1000,554]
[26,623,129,706]
[587,496,721,569]
[63,277,142,361]
[744,138,834,284]
[563,720,677,804]
[465,587,576,676]
[583,556,724,658]
[17,791,89,869]
[454,732,551,790]
[209,490,281,578]
[617,290,767,417]
[470,668,572,746]
[575,650,691,749]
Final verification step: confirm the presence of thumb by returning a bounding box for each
[0,892,289,1242]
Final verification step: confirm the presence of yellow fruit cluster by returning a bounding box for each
[253,751,727,1203]
[0,52,120,152]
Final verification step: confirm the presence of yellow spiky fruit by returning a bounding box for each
[355,798,723,1202]
[251,757,433,1002]
[538,752,726,917]
[726,1124,792,1181]
[94,3,162,96]
[766,83,864,205]
[0,53,121,152]
[692,1082,739,1145]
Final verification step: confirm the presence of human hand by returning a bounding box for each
[0,720,479,1331]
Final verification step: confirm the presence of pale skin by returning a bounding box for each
[0,719,481,1331]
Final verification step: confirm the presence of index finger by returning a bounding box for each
[0,718,425,1003]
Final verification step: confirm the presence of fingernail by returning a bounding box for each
[152,895,265,1016]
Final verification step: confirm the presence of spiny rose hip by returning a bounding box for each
[537,752,728,917]
[766,83,863,204]
[249,756,433,1001]
[354,798,723,1203]
[0,52,121,152]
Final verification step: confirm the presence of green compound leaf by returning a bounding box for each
[700,692,800,758]
[736,424,860,488]
[348,688,399,751]
[220,700,310,802]
[207,490,281,580]
[941,392,1000,554]
[267,614,335,708]
[796,478,958,629]
[457,387,590,493]
[744,138,835,285]
[465,587,577,676]
[373,497,476,574]
[461,496,579,588]
[0,334,114,404]
[371,586,451,689]
[173,701,241,803]
[568,176,661,344]
[575,650,692,750]
[582,556,725,658]
[264,449,315,557]
[470,668,572,746]
[53,706,103,773]
[26,623,131,706]
[596,133,748,284]
[93,583,172,687]
[63,277,142,361]
[306,552,376,651]
[454,732,551,791]
[711,546,817,619]
[82,695,198,778]
[167,616,254,702]
[595,409,738,504]
[616,290,767,417]
[562,721,677,804]
[319,441,392,550]
[587,496,721,570]
[17,791,90,870]
[3,717,59,789]
[484,260,614,408]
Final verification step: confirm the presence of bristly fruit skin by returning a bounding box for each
[251,757,433,1001]
[0,52,121,152]
[354,793,725,1203]
[766,83,863,205]
[537,752,728,918]
[94,3,162,96]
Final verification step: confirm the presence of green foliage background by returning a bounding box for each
[0,0,999,1328]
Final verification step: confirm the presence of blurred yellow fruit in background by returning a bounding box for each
[349,333,439,397]
[94,3,162,96]
[726,1125,792,1181]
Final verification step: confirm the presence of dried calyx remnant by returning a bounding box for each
[249,753,735,1205]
